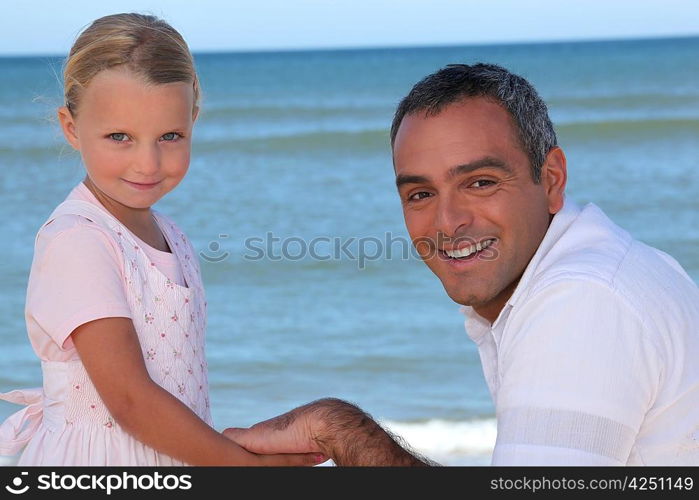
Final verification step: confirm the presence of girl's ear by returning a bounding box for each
[57,106,80,150]
[192,105,200,123]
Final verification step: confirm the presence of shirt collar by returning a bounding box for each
[461,195,582,333]
[69,181,101,205]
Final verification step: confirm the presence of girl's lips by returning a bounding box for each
[123,179,161,190]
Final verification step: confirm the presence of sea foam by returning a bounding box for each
[380,418,496,466]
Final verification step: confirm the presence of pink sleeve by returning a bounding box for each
[27,221,133,351]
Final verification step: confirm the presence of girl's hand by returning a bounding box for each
[254,452,328,466]
[224,398,435,466]
[72,317,322,466]
[223,402,326,456]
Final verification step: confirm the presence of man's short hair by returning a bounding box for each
[390,63,557,183]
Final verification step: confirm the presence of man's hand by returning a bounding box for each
[223,398,438,466]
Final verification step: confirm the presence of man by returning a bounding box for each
[224,63,699,466]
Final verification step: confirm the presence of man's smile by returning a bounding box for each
[443,238,496,258]
[436,238,498,269]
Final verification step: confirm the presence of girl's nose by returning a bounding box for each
[133,144,160,176]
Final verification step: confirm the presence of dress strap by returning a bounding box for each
[44,200,118,230]
[37,200,121,251]
[0,388,44,455]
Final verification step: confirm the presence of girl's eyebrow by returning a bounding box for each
[96,125,190,133]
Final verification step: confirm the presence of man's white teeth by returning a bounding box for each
[445,239,495,259]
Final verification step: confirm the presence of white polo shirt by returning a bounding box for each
[462,198,699,465]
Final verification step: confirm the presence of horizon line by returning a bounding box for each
[1,32,697,59]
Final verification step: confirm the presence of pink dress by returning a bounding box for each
[0,184,211,465]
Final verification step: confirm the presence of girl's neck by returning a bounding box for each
[83,177,151,226]
[82,177,170,253]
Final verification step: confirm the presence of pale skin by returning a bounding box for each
[224,97,567,465]
[58,67,323,466]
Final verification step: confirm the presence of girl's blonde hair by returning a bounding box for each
[63,12,200,115]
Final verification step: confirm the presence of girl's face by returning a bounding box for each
[58,67,197,213]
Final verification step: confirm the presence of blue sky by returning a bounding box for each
[2,0,699,56]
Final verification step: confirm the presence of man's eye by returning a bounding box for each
[161,132,181,141]
[470,179,496,188]
[408,191,432,201]
[109,133,128,142]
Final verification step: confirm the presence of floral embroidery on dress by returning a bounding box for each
[0,199,212,465]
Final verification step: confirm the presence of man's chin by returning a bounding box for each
[443,288,483,307]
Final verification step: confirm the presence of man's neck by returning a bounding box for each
[473,213,557,324]
[471,283,517,324]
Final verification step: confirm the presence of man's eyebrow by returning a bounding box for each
[447,157,513,179]
[395,174,431,189]
[396,157,514,189]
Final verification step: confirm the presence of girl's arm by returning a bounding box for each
[72,317,322,466]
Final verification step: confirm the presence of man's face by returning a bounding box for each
[393,97,565,322]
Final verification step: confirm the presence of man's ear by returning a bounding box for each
[57,106,80,151]
[541,146,567,214]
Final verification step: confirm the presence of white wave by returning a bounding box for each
[316,417,497,466]
[379,418,496,466]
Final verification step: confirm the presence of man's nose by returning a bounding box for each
[434,193,474,239]
[133,144,160,176]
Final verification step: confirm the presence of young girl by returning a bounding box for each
[0,12,321,466]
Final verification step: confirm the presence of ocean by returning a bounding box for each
[1,36,697,466]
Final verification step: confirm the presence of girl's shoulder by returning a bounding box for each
[34,212,122,267]
[38,187,117,246]
[37,210,114,244]
[39,211,106,237]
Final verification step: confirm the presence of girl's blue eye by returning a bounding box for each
[109,133,128,142]
[161,132,180,141]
